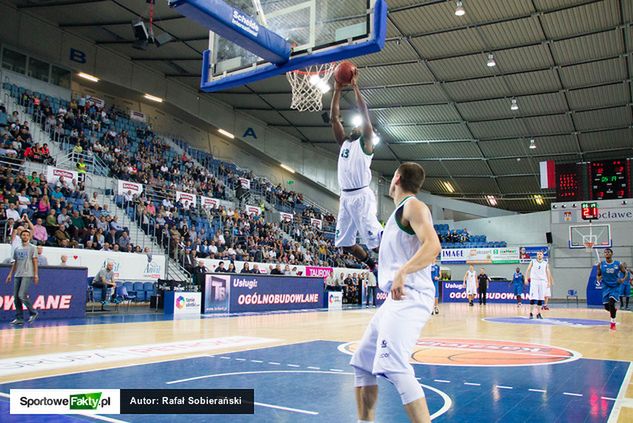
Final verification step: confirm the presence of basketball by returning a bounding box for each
[334,61,357,85]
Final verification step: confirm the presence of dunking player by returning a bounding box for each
[331,73,382,271]
[597,249,627,330]
[351,163,440,423]
[511,267,525,307]
[619,262,631,310]
[525,251,552,319]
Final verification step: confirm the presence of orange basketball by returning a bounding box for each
[334,61,357,85]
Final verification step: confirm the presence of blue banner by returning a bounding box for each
[201,274,324,313]
[0,265,87,320]
[442,281,530,304]
[519,246,550,263]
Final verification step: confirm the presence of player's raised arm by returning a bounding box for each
[350,74,374,154]
[330,82,346,146]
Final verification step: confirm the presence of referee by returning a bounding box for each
[477,268,490,305]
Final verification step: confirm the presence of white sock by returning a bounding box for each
[358,420,374,423]
[611,318,616,323]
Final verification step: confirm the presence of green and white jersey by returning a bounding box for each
[378,196,433,293]
[337,137,372,191]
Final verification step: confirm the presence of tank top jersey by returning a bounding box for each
[337,136,373,191]
[531,259,548,281]
[600,260,621,288]
[378,196,433,293]
[466,271,476,284]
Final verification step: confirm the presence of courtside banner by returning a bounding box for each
[442,281,530,304]
[0,265,87,320]
[10,389,254,414]
[46,166,78,184]
[441,248,520,264]
[227,274,323,313]
[117,180,144,196]
[176,191,197,208]
[201,196,220,209]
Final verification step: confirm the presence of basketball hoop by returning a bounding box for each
[286,63,336,112]
[583,241,595,252]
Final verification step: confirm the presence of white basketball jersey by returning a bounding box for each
[337,137,373,191]
[531,259,548,281]
[466,271,476,284]
[378,196,433,293]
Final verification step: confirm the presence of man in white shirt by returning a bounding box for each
[6,204,20,221]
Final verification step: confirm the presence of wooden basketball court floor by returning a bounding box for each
[1,303,632,422]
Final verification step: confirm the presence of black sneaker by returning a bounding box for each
[536,313,543,319]
[529,313,534,319]
[27,312,38,323]
[434,307,440,315]
[10,318,24,325]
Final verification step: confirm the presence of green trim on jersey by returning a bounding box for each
[358,136,373,156]
[394,196,415,235]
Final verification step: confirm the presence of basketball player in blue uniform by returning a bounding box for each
[431,259,440,315]
[331,73,383,271]
[597,249,627,330]
[351,163,440,423]
[511,267,524,307]
[619,262,631,310]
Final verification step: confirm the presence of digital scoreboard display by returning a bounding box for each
[581,202,599,220]
[590,159,630,200]
[555,162,581,201]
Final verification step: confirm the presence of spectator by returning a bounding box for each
[215,261,226,273]
[32,218,48,245]
[271,264,283,275]
[60,255,69,266]
[92,262,116,311]
[241,263,252,274]
[227,262,236,273]
[36,246,48,266]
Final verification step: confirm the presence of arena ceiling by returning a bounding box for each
[9,0,633,212]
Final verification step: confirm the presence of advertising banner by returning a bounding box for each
[85,95,105,108]
[519,246,550,263]
[0,265,87,320]
[130,110,146,123]
[203,274,230,313]
[176,191,197,208]
[586,265,602,306]
[305,266,333,279]
[310,218,323,230]
[328,292,342,310]
[46,166,78,184]
[245,205,261,216]
[164,292,202,315]
[441,247,526,264]
[441,281,530,304]
[200,274,323,313]
[201,196,220,209]
[239,178,251,189]
[279,212,294,222]
[117,180,144,196]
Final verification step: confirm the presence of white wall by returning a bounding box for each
[1,68,71,101]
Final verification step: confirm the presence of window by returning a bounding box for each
[51,66,71,88]
[28,57,50,82]
[1,48,27,74]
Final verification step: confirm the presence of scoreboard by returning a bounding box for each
[554,159,631,201]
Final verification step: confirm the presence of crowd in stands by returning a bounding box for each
[0,104,54,165]
[0,165,150,255]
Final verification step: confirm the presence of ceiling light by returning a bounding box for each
[352,115,363,127]
[510,98,518,111]
[455,0,465,16]
[144,93,163,103]
[534,195,544,205]
[78,72,99,83]
[443,181,455,193]
[218,128,234,139]
[487,53,496,67]
[486,195,497,206]
[372,133,381,145]
[529,139,536,149]
[281,164,295,173]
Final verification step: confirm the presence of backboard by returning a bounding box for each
[170,0,387,92]
[568,223,612,250]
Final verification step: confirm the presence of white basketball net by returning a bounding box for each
[286,63,336,112]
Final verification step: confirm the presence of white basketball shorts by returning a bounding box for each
[466,281,477,295]
[350,287,434,377]
[530,279,547,301]
[335,187,382,249]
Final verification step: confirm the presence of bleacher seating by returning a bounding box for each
[434,224,507,249]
